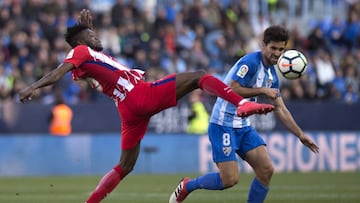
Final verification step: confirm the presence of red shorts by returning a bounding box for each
[117,74,177,150]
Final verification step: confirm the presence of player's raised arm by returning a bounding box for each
[18,62,74,103]
[78,9,94,29]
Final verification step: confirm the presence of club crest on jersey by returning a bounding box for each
[223,146,232,156]
[266,79,273,87]
[237,65,248,78]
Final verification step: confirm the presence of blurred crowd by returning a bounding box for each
[0,0,359,106]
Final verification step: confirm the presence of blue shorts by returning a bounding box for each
[208,123,266,163]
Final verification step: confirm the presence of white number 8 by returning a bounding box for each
[222,133,231,146]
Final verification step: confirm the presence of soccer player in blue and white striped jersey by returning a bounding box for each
[170,25,319,203]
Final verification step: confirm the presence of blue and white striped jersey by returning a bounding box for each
[209,51,280,128]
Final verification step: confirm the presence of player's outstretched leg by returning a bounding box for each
[196,74,274,117]
[237,101,274,117]
[169,177,191,203]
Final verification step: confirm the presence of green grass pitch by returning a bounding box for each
[0,172,359,203]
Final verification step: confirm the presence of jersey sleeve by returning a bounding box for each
[63,45,91,67]
[231,57,257,87]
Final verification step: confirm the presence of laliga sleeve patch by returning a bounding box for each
[236,65,248,78]
[66,49,74,59]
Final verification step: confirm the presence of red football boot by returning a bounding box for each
[169,177,191,203]
[237,102,274,117]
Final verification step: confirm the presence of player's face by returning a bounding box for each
[261,41,286,66]
[81,29,103,51]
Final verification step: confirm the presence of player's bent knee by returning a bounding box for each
[221,175,239,188]
[261,165,274,177]
[255,164,274,186]
[265,164,274,178]
[191,69,207,82]
[119,163,136,175]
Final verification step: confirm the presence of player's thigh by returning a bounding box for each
[120,117,150,150]
[175,70,206,99]
[244,145,272,171]
[235,126,266,159]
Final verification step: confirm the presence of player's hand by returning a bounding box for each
[18,87,35,103]
[78,9,93,29]
[264,88,279,100]
[299,134,319,153]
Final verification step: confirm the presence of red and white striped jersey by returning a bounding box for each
[64,45,144,101]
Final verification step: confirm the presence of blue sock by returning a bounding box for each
[248,178,268,203]
[186,172,224,192]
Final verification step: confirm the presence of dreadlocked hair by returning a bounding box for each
[64,24,89,47]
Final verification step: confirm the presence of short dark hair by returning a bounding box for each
[263,25,289,45]
[64,24,89,47]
